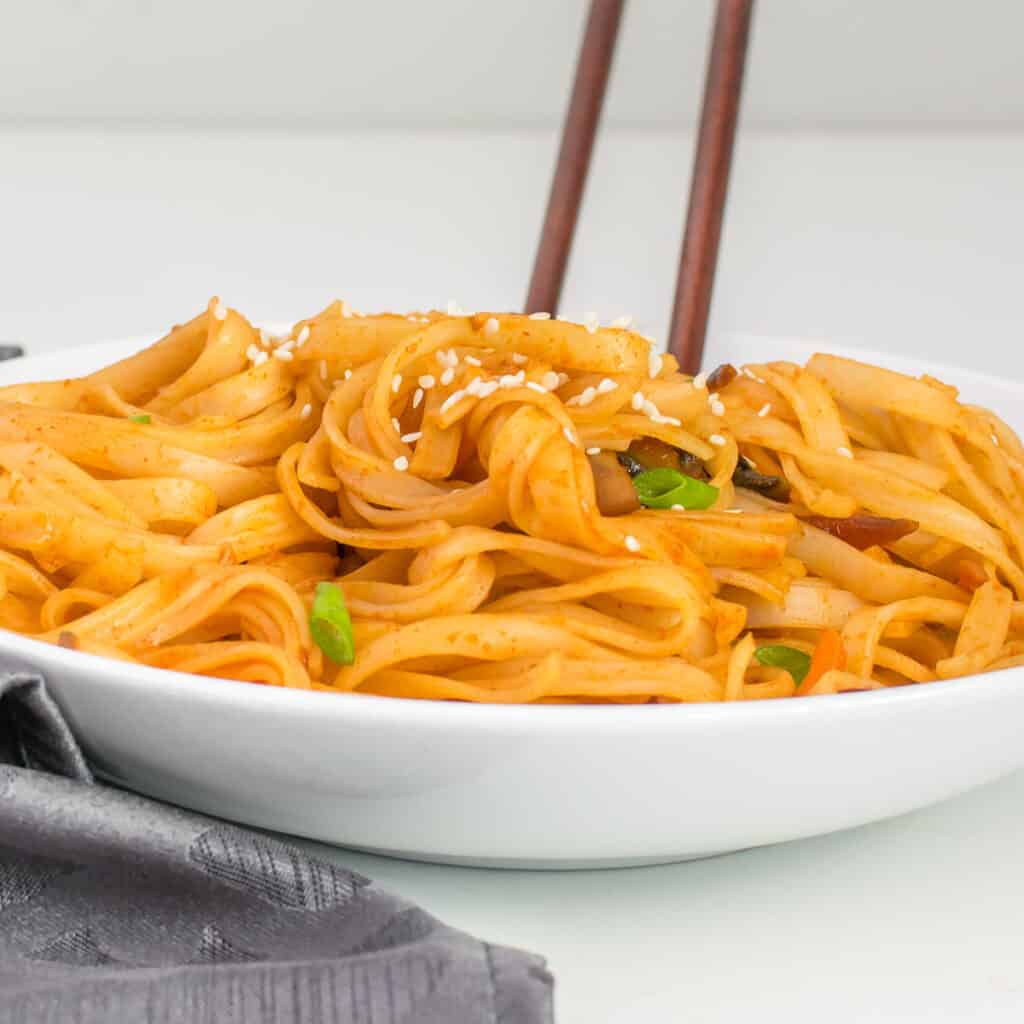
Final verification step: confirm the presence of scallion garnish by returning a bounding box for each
[632,468,719,510]
[754,645,812,684]
[309,582,355,665]
[129,414,152,424]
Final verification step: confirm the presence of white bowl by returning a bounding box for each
[2,335,1022,869]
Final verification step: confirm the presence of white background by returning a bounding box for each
[4,0,1024,130]
[2,129,1021,368]
[2,2,1024,1021]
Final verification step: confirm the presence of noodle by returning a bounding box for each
[0,296,1022,702]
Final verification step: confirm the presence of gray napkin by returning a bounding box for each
[0,671,554,1023]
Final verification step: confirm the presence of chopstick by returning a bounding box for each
[528,0,754,373]
[668,0,755,374]
[525,0,625,315]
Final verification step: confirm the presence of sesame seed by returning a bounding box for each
[991,433,1000,447]
[439,389,466,414]
[710,399,726,417]
[610,315,633,329]
[586,447,601,455]
[709,434,726,447]
[246,343,261,363]
[477,381,499,399]
[631,391,645,411]
[440,367,455,387]
[344,369,352,380]
[418,374,436,389]
[725,508,743,514]
[557,373,570,387]
[407,315,418,322]
[583,312,599,334]
[596,378,618,394]
[529,311,551,320]
[836,446,854,459]
[465,355,482,366]
[296,325,311,346]
[212,300,227,321]
[670,504,684,511]
[273,348,294,362]
[499,371,526,389]
[258,328,271,346]
[401,431,422,443]
[563,426,578,446]
[393,456,409,471]
[648,350,661,379]
[413,387,424,409]
[319,360,328,380]
[483,317,499,336]
[465,377,484,396]
[567,386,596,407]
[526,381,547,394]
[253,351,269,367]
[511,353,528,365]
[541,371,561,391]
[624,535,641,552]
[641,396,681,426]
[300,403,312,420]
[757,403,772,417]
[693,372,708,390]
[418,316,431,323]
[392,417,401,433]
[391,374,402,394]
[277,339,295,353]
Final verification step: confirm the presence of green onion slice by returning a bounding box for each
[309,582,355,665]
[632,468,719,510]
[754,645,812,684]
[128,414,152,424]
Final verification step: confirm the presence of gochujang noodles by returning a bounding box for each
[0,299,1022,702]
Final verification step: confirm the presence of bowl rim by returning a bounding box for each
[5,624,1020,734]
[3,332,1021,732]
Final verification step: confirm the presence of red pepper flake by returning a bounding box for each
[57,630,79,650]
[956,560,988,592]
[803,514,918,551]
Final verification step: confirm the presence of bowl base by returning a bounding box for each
[332,842,747,871]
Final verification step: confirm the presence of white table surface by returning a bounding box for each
[2,127,1023,1022]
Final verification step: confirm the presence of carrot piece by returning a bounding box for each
[795,628,847,696]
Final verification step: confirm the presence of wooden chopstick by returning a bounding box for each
[528,0,752,369]
[667,0,755,374]
[525,0,625,315]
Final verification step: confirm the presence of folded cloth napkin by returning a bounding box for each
[0,671,554,1023]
